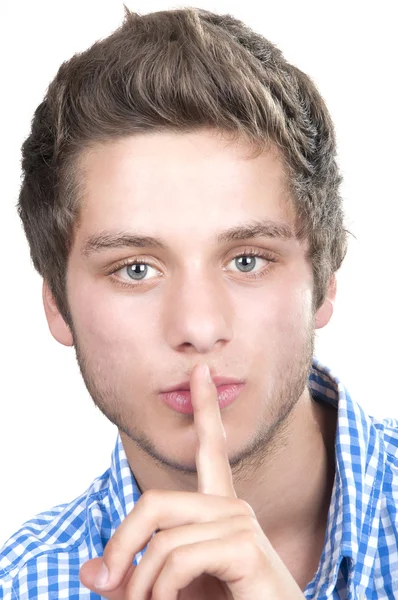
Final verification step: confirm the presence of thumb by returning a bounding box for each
[79,557,136,599]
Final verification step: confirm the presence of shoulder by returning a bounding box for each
[0,473,110,599]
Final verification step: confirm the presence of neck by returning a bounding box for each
[239,391,337,544]
[120,388,336,543]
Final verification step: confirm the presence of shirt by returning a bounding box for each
[1,358,398,599]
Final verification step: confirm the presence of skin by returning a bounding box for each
[43,128,337,594]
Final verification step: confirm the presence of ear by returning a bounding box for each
[315,274,337,330]
[42,280,74,347]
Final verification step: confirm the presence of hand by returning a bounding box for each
[79,363,305,599]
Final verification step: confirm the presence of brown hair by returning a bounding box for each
[17,6,348,328]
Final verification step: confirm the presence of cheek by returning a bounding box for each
[71,292,156,389]
[68,275,155,350]
[242,282,313,336]
[241,292,312,380]
[86,304,153,350]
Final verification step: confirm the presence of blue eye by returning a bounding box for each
[116,260,159,282]
[109,249,275,288]
[234,254,261,272]
[125,262,150,280]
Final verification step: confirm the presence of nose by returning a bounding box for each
[162,271,233,354]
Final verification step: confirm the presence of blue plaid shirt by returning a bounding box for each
[1,359,398,599]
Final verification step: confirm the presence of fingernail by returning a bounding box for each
[202,363,212,384]
[94,562,109,589]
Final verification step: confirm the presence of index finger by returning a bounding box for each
[190,363,236,498]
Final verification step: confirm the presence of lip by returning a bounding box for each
[160,383,245,414]
[161,375,245,393]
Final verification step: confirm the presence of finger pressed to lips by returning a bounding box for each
[190,363,236,497]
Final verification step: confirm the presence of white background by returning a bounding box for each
[0,0,397,544]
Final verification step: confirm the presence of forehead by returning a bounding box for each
[76,129,296,240]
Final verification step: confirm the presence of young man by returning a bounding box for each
[0,6,396,600]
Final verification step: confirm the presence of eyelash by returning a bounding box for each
[107,248,277,289]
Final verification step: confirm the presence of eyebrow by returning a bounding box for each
[81,219,295,257]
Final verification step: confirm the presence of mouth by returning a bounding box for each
[161,375,244,394]
[159,383,245,414]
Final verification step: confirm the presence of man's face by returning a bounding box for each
[64,129,319,475]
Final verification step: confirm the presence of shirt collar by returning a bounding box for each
[107,434,141,534]
[105,358,386,593]
[308,358,386,598]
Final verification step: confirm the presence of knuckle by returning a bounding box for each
[232,513,260,533]
[148,530,169,555]
[236,530,263,563]
[234,529,269,573]
[142,488,161,503]
[139,488,161,509]
[168,545,186,568]
[238,527,258,546]
[236,498,256,517]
